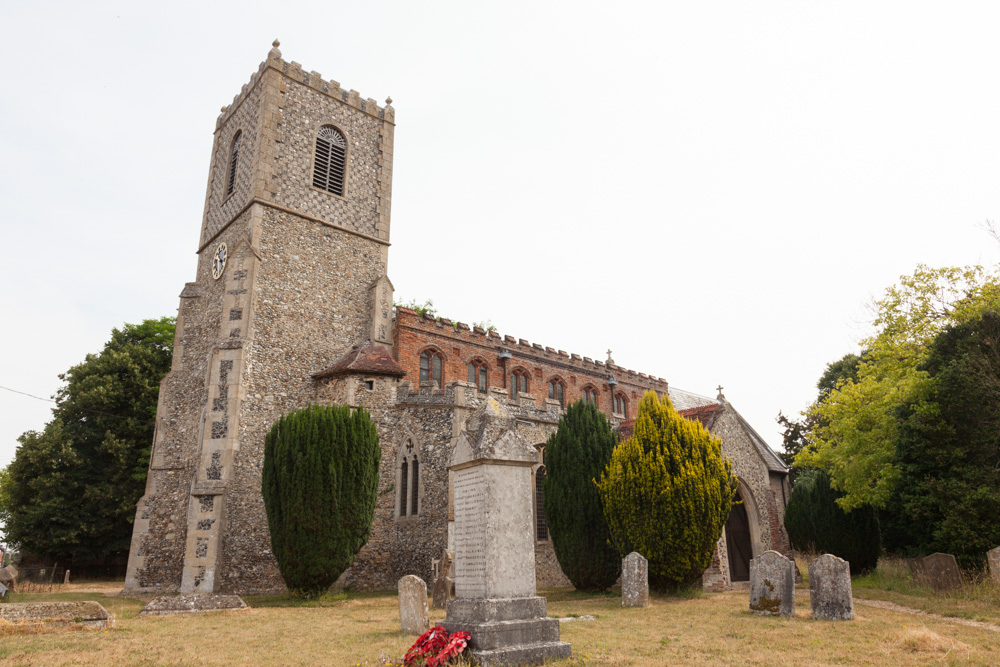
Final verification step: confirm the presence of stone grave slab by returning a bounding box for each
[749,550,795,617]
[432,550,454,609]
[398,575,429,635]
[442,398,571,666]
[621,552,648,608]
[139,593,248,616]
[987,547,1000,584]
[808,554,853,620]
[0,601,114,630]
[921,553,963,593]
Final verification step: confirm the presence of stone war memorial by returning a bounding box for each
[441,399,571,665]
[121,40,791,602]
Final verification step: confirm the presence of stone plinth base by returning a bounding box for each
[443,596,571,666]
[0,602,114,630]
[139,593,248,616]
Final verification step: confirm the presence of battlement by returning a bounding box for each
[395,381,562,424]
[216,40,395,132]
[394,307,670,393]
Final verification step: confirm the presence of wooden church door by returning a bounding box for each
[725,491,752,582]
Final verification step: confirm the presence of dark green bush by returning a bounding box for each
[543,401,621,591]
[262,404,380,595]
[784,468,881,574]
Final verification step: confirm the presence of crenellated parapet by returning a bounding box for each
[216,40,394,132]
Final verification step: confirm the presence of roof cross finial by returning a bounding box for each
[716,385,725,400]
[606,349,615,365]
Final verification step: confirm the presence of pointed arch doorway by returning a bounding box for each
[725,486,762,583]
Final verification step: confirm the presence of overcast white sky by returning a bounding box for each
[2,1,999,470]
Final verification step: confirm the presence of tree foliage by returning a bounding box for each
[783,469,881,574]
[596,392,736,591]
[1,317,175,563]
[797,265,1000,510]
[888,310,1000,567]
[262,404,380,595]
[543,401,620,591]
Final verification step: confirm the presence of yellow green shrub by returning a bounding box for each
[596,391,737,590]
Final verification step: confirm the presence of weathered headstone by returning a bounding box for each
[921,553,963,593]
[432,550,454,609]
[808,554,853,621]
[63,569,70,585]
[139,594,248,616]
[621,552,648,608]
[987,547,1000,584]
[749,550,795,617]
[0,602,114,630]
[398,575,429,635]
[442,398,571,666]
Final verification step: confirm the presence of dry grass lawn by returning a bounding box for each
[1,579,999,665]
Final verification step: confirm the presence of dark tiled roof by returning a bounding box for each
[312,342,406,379]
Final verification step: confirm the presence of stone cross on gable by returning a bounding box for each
[716,385,725,400]
[606,349,615,365]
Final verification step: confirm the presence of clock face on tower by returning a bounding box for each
[212,242,228,280]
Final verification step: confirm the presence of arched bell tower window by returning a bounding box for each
[468,359,489,393]
[510,368,529,399]
[419,349,444,388]
[313,125,347,196]
[226,131,242,196]
[397,438,420,518]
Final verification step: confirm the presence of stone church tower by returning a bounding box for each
[124,41,396,593]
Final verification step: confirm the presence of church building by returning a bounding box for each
[123,43,790,596]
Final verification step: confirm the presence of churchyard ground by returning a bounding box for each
[2,560,999,666]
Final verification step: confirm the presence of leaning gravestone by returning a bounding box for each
[622,552,649,608]
[922,553,963,593]
[432,550,454,610]
[0,602,114,630]
[398,575,429,635]
[441,398,571,666]
[749,550,795,617]
[808,554,853,621]
[987,547,1000,584]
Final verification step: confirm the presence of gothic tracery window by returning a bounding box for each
[313,125,347,196]
[613,393,628,418]
[468,359,488,393]
[419,349,444,388]
[397,438,420,518]
[534,448,548,542]
[547,379,565,407]
[583,386,599,407]
[510,368,529,399]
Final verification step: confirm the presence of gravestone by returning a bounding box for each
[749,550,795,617]
[398,575,429,635]
[63,569,70,585]
[432,550,454,609]
[139,594,248,616]
[0,601,114,630]
[442,398,571,666]
[808,554,853,620]
[987,547,1000,584]
[921,553,963,593]
[621,552,648,608]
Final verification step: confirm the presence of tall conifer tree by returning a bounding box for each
[262,404,380,595]
[543,400,620,591]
